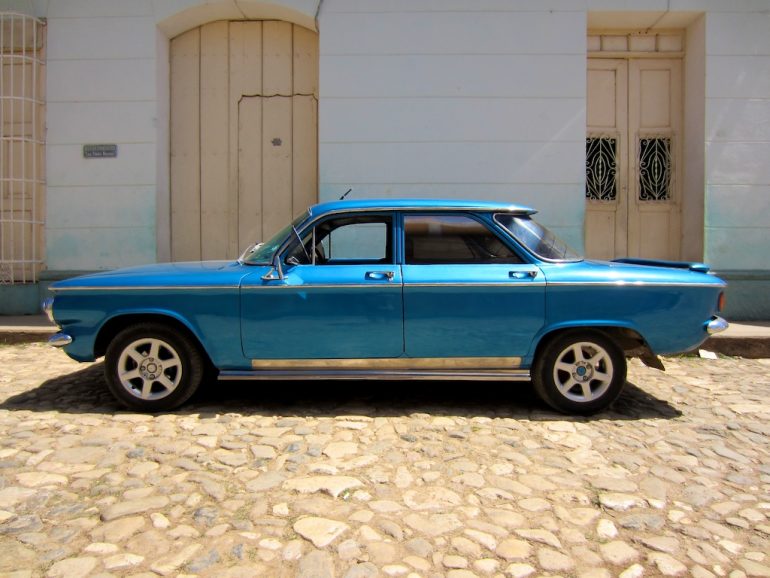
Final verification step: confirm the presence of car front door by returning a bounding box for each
[401,213,545,362]
[240,213,404,360]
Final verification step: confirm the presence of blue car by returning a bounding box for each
[43,199,727,414]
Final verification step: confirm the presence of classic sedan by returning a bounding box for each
[43,199,728,414]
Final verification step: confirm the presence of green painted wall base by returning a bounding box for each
[0,271,98,315]
[0,284,42,315]
[717,271,770,321]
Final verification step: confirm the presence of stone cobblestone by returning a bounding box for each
[0,342,768,577]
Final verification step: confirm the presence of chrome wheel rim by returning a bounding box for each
[553,341,613,403]
[117,338,183,400]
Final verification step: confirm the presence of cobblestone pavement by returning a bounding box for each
[0,343,768,578]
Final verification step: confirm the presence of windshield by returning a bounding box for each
[495,214,582,262]
[241,211,309,264]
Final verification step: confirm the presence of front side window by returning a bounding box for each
[404,214,523,265]
[285,214,393,265]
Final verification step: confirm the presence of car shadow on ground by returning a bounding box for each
[0,362,682,421]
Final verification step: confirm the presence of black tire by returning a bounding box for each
[104,323,205,412]
[532,330,627,415]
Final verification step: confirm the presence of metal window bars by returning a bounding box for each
[586,135,618,202]
[0,13,45,284]
[638,134,673,202]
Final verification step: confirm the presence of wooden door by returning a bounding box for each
[585,58,681,260]
[170,21,318,262]
[627,59,681,260]
[585,59,628,260]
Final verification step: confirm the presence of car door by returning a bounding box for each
[240,212,404,360]
[401,213,545,361]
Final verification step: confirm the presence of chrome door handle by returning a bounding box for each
[509,270,538,279]
[365,271,395,281]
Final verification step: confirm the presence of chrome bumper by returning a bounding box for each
[706,316,729,335]
[48,332,73,348]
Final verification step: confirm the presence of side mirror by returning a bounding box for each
[261,255,284,281]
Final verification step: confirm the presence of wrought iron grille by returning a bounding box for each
[0,13,45,284]
[586,136,617,202]
[638,136,672,202]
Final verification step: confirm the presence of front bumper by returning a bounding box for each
[48,333,73,348]
[706,316,729,335]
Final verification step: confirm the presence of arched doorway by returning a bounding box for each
[169,20,318,261]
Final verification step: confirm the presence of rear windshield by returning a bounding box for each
[495,214,582,263]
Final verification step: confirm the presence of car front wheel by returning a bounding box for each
[532,330,627,415]
[104,323,204,411]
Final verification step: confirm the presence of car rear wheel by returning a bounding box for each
[104,323,204,411]
[532,330,626,415]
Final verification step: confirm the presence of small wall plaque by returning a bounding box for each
[83,144,118,158]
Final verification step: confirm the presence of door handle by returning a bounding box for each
[365,271,395,281]
[509,270,538,279]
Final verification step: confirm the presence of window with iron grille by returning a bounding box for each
[0,13,45,284]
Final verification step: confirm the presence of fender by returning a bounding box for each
[526,319,647,365]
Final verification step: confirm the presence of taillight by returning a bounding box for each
[718,292,726,312]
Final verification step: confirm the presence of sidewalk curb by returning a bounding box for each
[0,331,56,346]
[701,336,770,359]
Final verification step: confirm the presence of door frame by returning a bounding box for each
[586,55,683,260]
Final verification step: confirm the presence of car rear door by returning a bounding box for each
[401,213,545,361]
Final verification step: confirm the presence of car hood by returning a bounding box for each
[542,259,727,286]
[50,261,254,291]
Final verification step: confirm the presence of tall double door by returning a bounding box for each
[585,58,682,260]
[170,21,318,262]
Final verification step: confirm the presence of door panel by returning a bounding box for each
[400,213,544,359]
[169,27,201,263]
[261,96,294,239]
[240,265,403,360]
[585,59,628,260]
[199,21,229,260]
[402,264,545,359]
[628,59,681,260]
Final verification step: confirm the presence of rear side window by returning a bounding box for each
[404,214,523,265]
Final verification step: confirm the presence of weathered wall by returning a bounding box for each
[44,2,159,271]
[4,0,770,318]
[702,10,770,258]
[36,0,318,272]
[317,0,587,249]
[702,7,770,318]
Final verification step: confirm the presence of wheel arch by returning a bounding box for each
[94,311,212,366]
[531,322,651,365]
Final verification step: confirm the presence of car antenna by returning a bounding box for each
[339,188,352,200]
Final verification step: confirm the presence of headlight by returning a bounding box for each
[41,297,55,324]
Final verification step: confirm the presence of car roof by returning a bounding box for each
[309,198,536,217]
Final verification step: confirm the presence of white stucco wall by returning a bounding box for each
[317,0,587,249]
[44,2,159,270]
[9,0,768,278]
[37,0,318,271]
[703,8,770,271]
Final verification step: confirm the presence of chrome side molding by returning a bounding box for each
[219,369,531,381]
[251,356,522,370]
